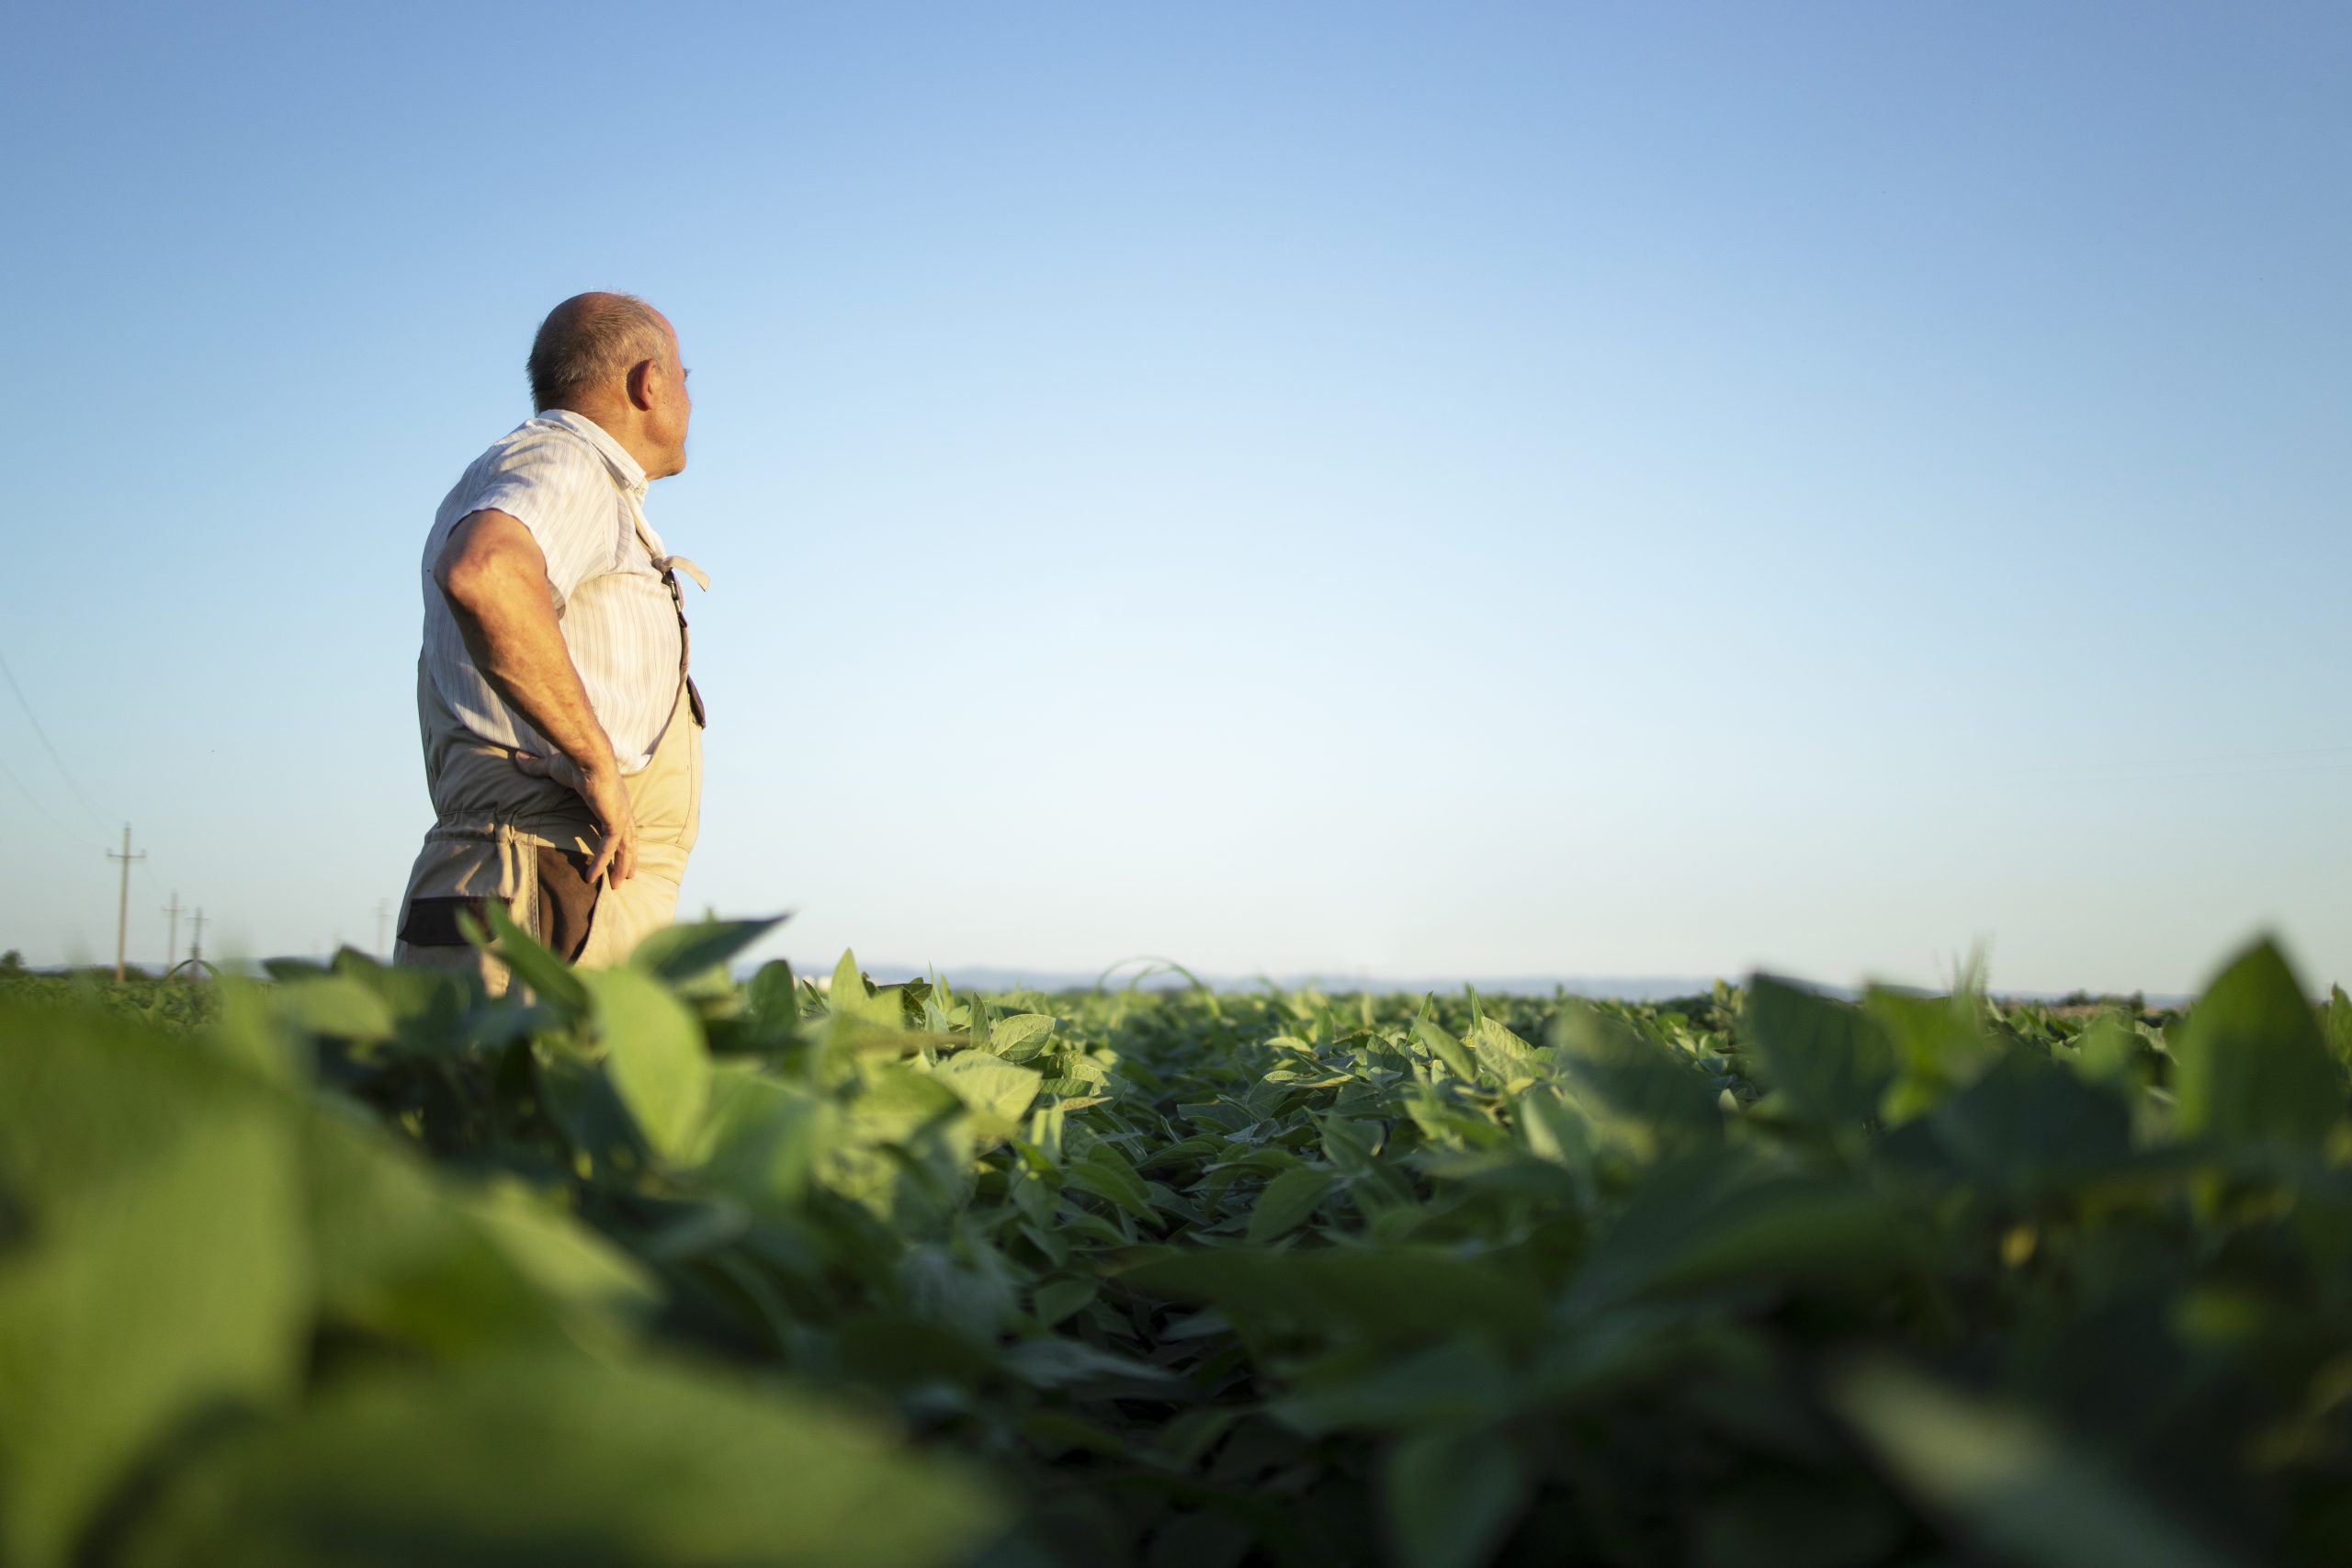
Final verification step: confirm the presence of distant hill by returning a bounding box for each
[772,961,1732,1001]
[764,960,2186,1008]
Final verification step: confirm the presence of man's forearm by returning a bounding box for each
[439,558,617,780]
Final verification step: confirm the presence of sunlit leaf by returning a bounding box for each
[481,900,589,1016]
[582,967,710,1164]
[929,1052,1043,1138]
[988,1013,1058,1061]
[628,915,787,986]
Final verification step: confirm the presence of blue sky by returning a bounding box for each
[3,2,2346,994]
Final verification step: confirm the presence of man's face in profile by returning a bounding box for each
[649,313,691,478]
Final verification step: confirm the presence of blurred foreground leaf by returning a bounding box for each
[1745,978,1894,1129]
[0,1003,307,1568]
[584,966,711,1164]
[1832,1359,2243,1568]
[2171,940,2343,1153]
[117,1354,1005,1568]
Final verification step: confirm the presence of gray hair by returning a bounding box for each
[526,292,672,412]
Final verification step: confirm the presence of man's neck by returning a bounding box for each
[547,400,661,479]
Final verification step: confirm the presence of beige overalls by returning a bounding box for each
[393,500,705,993]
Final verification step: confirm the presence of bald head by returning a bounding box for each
[526,292,675,413]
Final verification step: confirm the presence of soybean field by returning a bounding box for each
[3,917,2350,1566]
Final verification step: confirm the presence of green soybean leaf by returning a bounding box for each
[1551,1001,1721,1146]
[2326,984,2352,1067]
[697,1067,833,1206]
[1927,1051,2132,1194]
[1383,1424,1527,1568]
[628,915,787,986]
[1274,1340,1514,1435]
[1469,1017,1541,1087]
[2171,940,2344,1152]
[1122,1248,1544,1347]
[1869,986,1997,1119]
[899,1242,1015,1342]
[831,948,866,1004]
[1247,1166,1337,1243]
[988,1013,1058,1061]
[2065,1013,2144,1086]
[1568,1153,1916,1310]
[582,967,710,1164]
[535,1047,648,1168]
[481,900,589,1017]
[1832,1359,2236,1568]
[1416,1018,1480,1081]
[1004,1338,1175,1389]
[930,1052,1043,1139]
[1745,976,1894,1129]
[0,1007,308,1568]
[300,1110,636,1355]
[457,1179,659,1319]
[1517,1086,1599,1185]
[1069,1149,1156,1218]
[742,959,801,1044]
[824,948,906,1031]
[331,950,474,1058]
[116,1353,1006,1568]
[1032,1278,1099,1327]
[271,975,395,1043]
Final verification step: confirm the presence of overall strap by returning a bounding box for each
[624,489,708,728]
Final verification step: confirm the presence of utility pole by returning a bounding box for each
[162,892,182,976]
[107,825,145,982]
[188,908,208,974]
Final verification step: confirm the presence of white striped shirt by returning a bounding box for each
[420,411,684,773]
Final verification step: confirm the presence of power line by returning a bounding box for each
[0,644,175,931]
[0,748,88,844]
[0,646,113,835]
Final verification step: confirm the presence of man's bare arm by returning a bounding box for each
[433,509,639,886]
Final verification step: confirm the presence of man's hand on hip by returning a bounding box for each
[514,750,639,886]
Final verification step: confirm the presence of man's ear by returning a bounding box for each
[627,358,662,411]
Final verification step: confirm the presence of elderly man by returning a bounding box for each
[393,292,707,987]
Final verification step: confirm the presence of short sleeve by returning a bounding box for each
[455,434,612,610]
